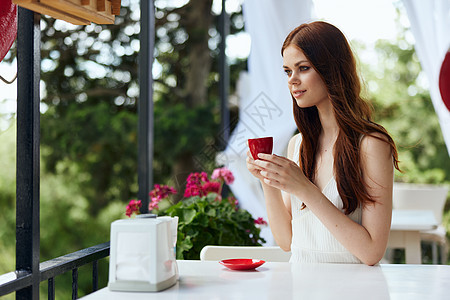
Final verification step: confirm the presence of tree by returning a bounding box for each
[37,0,246,210]
[39,3,140,214]
[152,0,245,196]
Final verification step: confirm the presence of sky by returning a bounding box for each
[225,0,401,59]
[314,0,399,44]
[0,0,403,127]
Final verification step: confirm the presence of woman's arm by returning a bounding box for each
[246,134,298,250]
[256,133,394,265]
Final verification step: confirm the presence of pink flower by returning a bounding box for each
[149,184,177,211]
[149,184,177,202]
[186,172,209,187]
[184,185,202,197]
[254,217,268,226]
[202,181,221,194]
[211,167,235,185]
[184,172,210,197]
[126,199,142,217]
[148,201,159,210]
[211,169,221,180]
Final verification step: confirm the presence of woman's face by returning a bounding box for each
[282,45,329,109]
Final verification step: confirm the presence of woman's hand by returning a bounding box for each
[246,151,266,181]
[247,151,295,250]
[253,153,313,197]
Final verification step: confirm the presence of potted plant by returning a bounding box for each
[126,167,267,259]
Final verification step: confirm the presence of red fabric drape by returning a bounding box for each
[439,51,450,112]
[0,0,17,62]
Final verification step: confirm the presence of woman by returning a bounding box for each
[246,21,400,265]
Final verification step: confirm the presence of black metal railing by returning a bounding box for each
[0,242,110,299]
[40,242,110,299]
[0,0,228,298]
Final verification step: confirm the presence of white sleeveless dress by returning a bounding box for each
[289,134,362,263]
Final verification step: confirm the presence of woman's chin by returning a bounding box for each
[295,100,313,108]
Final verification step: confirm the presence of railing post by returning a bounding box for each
[92,260,98,292]
[72,269,78,300]
[15,7,41,300]
[219,0,230,149]
[138,0,155,212]
[48,278,55,300]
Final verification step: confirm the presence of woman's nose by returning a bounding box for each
[288,72,300,85]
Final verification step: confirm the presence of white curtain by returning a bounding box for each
[402,0,450,155]
[219,0,313,245]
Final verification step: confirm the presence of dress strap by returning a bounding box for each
[293,134,302,165]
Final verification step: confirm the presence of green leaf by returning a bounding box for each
[182,208,196,225]
[176,235,193,259]
[205,206,216,217]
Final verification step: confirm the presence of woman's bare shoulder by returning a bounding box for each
[360,132,392,160]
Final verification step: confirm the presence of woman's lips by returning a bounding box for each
[292,90,306,98]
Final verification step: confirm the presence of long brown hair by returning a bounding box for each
[281,21,400,214]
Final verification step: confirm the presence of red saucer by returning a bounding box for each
[219,259,265,270]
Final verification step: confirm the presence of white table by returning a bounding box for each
[81,260,450,299]
[388,209,438,264]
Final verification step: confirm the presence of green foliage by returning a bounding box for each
[0,124,127,298]
[356,37,450,184]
[34,0,247,202]
[41,101,139,214]
[38,171,125,299]
[153,101,218,178]
[0,125,16,279]
[164,193,265,260]
[39,5,141,213]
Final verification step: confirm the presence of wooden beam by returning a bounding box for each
[111,0,120,15]
[41,0,114,24]
[97,0,105,12]
[13,0,91,25]
[13,0,116,25]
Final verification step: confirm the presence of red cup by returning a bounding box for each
[248,137,273,160]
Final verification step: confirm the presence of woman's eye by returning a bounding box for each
[284,69,292,76]
[299,66,310,71]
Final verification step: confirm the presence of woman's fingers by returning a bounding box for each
[252,155,286,173]
[257,153,288,165]
[247,153,301,191]
[247,153,306,194]
[246,151,267,181]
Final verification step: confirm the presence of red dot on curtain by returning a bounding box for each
[0,0,17,63]
[439,51,450,112]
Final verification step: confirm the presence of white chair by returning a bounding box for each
[200,246,291,262]
[393,183,449,264]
